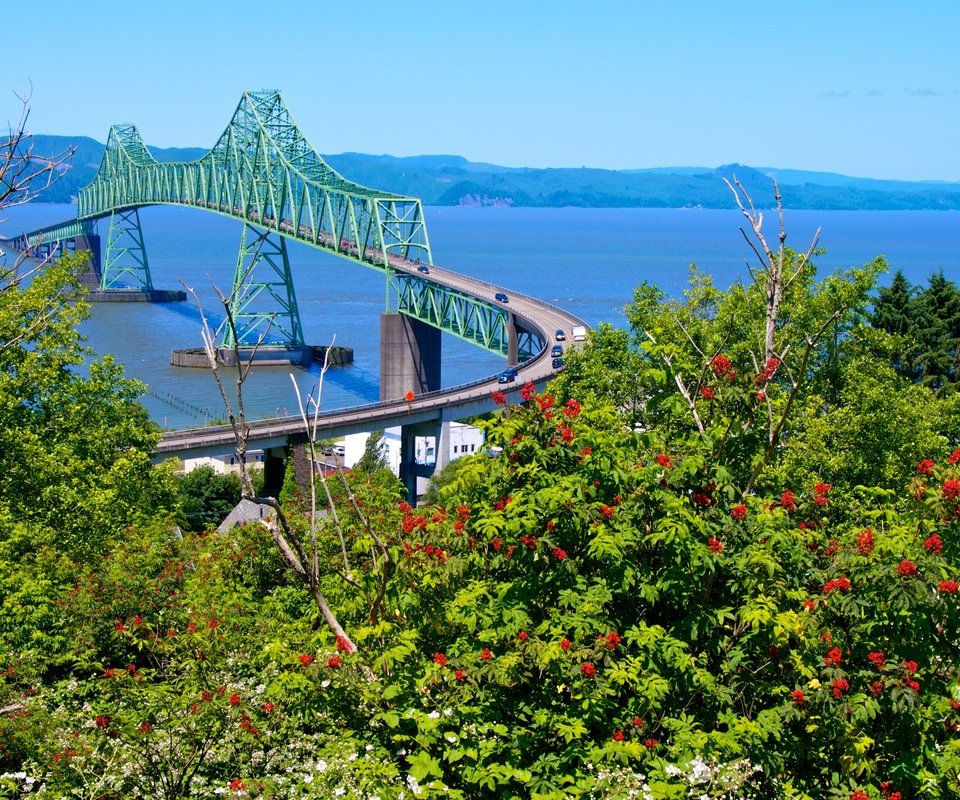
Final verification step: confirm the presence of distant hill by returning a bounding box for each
[23,134,960,211]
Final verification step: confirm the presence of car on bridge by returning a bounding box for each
[417,265,430,274]
[495,292,509,303]
[555,328,566,341]
[552,357,564,369]
[551,344,564,358]
[497,367,518,384]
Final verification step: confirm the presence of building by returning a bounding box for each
[180,450,265,475]
[342,421,485,473]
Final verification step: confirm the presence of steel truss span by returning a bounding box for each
[4,90,548,357]
[78,92,432,268]
[2,91,589,440]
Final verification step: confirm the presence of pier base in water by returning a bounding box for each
[87,289,187,303]
[170,345,353,369]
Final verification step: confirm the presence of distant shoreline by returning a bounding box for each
[24,133,960,211]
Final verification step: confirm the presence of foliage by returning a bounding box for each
[5,165,960,799]
[555,249,884,500]
[422,452,478,506]
[872,270,960,392]
[177,465,243,532]
[0,252,176,561]
[353,429,390,474]
[337,384,959,799]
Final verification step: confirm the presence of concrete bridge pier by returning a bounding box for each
[380,311,445,504]
[398,420,442,504]
[380,312,441,401]
[507,312,519,367]
[262,445,287,498]
[73,233,103,288]
[13,232,101,287]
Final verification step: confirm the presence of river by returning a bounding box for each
[1,204,958,428]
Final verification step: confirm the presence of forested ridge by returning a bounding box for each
[3,129,960,799]
[26,133,960,210]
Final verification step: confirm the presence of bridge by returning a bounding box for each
[3,91,588,500]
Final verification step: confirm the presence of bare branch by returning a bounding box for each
[742,308,846,496]
[783,227,822,292]
[643,329,705,434]
[725,176,820,363]
[183,278,364,653]
[671,313,707,361]
[0,89,75,213]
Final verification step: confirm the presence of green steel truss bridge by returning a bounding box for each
[4,90,546,359]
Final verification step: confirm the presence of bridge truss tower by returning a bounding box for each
[102,207,153,291]
[224,224,304,349]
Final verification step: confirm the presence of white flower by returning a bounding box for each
[445,733,457,743]
[316,759,328,772]
[428,710,440,719]
[321,679,331,688]
[334,788,346,797]
[688,756,710,783]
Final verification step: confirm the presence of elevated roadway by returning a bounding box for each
[0,89,589,498]
[157,253,586,461]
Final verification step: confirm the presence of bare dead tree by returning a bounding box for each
[0,88,75,213]
[724,178,853,496]
[290,363,394,628]
[183,278,395,654]
[0,89,82,360]
[724,176,821,361]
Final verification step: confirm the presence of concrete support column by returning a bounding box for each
[398,420,440,505]
[434,419,451,473]
[398,424,418,505]
[74,234,102,288]
[262,446,287,498]
[507,312,519,367]
[380,312,441,402]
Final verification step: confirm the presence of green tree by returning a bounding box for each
[560,252,882,497]
[352,429,389,474]
[422,454,476,505]
[872,270,960,391]
[0,252,176,560]
[549,323,647,427]
[0,109,177,692]
[872,269,915,337]
[913,271,960,390]
[176,465,242,532]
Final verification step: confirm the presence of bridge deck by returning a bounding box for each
[157,267,585,459]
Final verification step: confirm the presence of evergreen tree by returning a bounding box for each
[871,270,915,336]
[871,270,919,379]
[912,271,960,390]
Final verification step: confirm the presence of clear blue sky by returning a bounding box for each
[7,1,959,181]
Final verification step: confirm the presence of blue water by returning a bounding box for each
[2,204,958,428]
